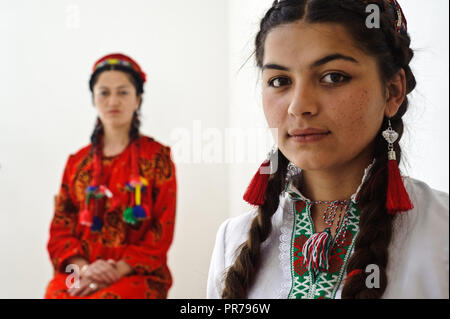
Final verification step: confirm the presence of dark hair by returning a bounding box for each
[88,65,144,149]
[222,0,416,299]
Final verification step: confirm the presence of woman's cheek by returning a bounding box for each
[263,94,285,129]
[333,100,373,148]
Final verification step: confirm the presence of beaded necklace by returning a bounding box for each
[287,172,354,275]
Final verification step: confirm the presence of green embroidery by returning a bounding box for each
[288,200,360,299]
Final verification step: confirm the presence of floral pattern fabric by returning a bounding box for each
[45,136,177,299]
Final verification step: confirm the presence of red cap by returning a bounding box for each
[92,53,146,83]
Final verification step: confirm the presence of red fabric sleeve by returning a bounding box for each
[121,147,177,275]
[47,155,86,272]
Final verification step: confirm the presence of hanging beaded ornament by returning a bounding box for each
[301,199,352,276]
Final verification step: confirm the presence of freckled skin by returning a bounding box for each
[261,21,391,173]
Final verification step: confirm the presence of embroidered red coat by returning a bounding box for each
[45,135,177,299]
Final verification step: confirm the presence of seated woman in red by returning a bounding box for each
[45,53,177,299]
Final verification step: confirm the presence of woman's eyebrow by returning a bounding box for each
[311,53,359,69]
[96,85,131,89]
[262,53,359,72]
[262,63,290,72]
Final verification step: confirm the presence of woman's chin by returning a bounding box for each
[103,119,129,129]
[284,153,334,172]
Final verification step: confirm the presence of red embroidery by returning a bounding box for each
[328,230,353,274]
[294,201,306,215]
[293,235,308,276]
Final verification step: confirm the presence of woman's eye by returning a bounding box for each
[321,73,351,85]
[99,91,109,96]
[119,91,128,95]
[268,77,291,88]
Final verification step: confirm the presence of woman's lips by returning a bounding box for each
[288,132,331,143]
[108,110,120,115]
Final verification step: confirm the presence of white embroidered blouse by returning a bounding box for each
[206,163,449,299]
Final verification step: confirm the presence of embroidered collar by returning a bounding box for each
[285,158,376,204]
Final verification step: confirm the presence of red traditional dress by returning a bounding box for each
[45,135,177,299]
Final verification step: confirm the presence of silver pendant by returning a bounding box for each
[382,120,399,144]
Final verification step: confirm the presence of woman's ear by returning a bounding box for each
[384,68,407,118]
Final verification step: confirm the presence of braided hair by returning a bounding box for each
[222,0,416,299]
[88,64,144,150]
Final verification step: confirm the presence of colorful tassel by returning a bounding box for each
[80,133,150,229]
[99,185,113,198]
[243,160,271,206]
[123,176,148,224]
[302,228,333,274]
[123,207,137,225]
[133,205,146,220]
[87,185,97,193]
[79,184,111,229]
[386,157,414,214]
[81,136,149,227]
[91,216,103,232]
[382,120,414,214]
[79,190,94,227]
[135,179,142,205]
[79,208,93,227]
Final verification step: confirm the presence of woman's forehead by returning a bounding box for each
[263,21,367,67]
[95,71,134,87]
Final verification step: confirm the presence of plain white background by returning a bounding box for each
[0,0,448,298]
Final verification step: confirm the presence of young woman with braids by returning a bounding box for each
[207,0,448,299]
[45,53,177,298]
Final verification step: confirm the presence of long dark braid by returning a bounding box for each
[342,100,413,298]
[342,0,415,298]
[222,0,416,299]
[222,152,289,298]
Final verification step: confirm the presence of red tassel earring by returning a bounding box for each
[243,146,277,206]
[382,119,414,214]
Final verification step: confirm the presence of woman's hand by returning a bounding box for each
[66,259,133,297]
[81,259,122,285]
[68,275,107,297]
[65,256,89,272]
[67,259,121,297]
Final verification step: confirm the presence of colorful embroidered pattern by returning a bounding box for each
[287,198,360,299]
[45,136,176,299]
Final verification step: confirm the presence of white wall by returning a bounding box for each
[0,0,448,299]
[227,0,274,219]
[399,0,449,192]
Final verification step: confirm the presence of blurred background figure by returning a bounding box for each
[45,53,177,298]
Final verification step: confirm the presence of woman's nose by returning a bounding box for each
[107,94,120,107]
[287,81,319,117]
